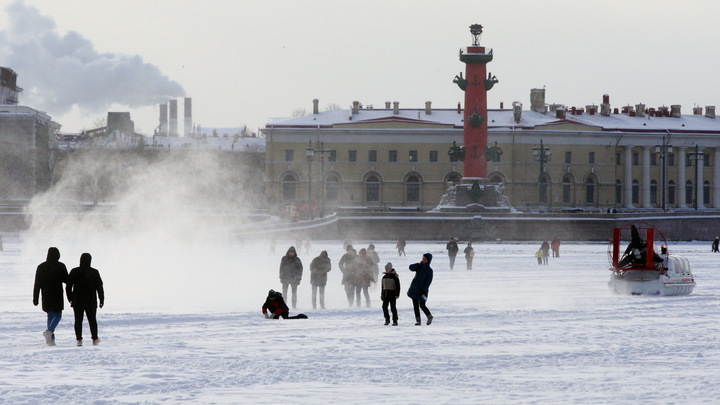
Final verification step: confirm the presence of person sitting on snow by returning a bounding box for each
[262,290,307,319]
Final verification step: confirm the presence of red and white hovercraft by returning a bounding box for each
[608,223,695,296]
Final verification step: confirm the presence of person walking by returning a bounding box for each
[551,237,561,257]
[66,253,104,346]
[33,247,68,346]
[357,248,374,307]
[712,236,719,253]
[380,262,401,325]
[540,241,550,265]
[463,242,475,270]
[309,251,331,309]
[367,244,380,283]
[408,253,434,326]
[396,238,406,256]
[279,246,303,309]
[339,246,359,307]
[446,238,459,270]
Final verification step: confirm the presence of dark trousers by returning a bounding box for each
[73,305,98,341]
[382,298,398,322]
[412,299,432,320]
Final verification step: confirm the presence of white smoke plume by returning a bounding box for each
[0,1,184,115]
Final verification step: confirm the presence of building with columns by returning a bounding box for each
[262,94,720,214]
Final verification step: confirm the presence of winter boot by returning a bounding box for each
[43,330,53,346]
[426,315,434,325]
[384,318,390,325]
[415,317,422,326]
[93,339,100,346]
[76,339,83,347]
[392,321,398,326]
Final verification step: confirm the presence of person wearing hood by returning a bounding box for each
[407,253,434,326]
[339,245,359,307]
[357,248,374,307]
[279,246,303,309]
[310,251,331,309]
[446,238,459,270]
[380,262,401,326]
[33,247,69,346]
[262,290,308,319]
[66,253,104,346]
[367,244,380,283]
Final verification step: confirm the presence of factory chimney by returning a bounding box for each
[184,97,192,136]
[159,102,168,135]
[169,99,178,137]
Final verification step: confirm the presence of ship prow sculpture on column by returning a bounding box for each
[434,24,513,213]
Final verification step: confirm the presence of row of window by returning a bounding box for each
[284,149,500,163]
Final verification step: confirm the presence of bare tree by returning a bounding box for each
[324,103,342,111]
[291,108,307,117]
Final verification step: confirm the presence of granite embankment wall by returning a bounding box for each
[328,212,720,242]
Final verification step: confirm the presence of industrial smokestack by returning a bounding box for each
[169,99,178,136]
[159,102,168,135]
[184,97,192,136]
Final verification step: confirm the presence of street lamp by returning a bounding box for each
[532,139,551,209]
[306,140,315,219]
[654,137,673,212]
[688,145,704,211]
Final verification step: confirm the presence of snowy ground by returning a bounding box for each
[2,236,720,404]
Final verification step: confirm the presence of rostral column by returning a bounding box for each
[454,24,498,181]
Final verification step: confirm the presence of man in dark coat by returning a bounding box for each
[407,253,434,326]
[446,238,459,270]
[33,247,68,346]
[279,246,303,309]
[338,246,359,307]
[262,290,307,319]
[66,253,104,346]
[309,251,331,309]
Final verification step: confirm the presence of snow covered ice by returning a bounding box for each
[3,237,720,404]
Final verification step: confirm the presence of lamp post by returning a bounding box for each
[306,140,314,219]
[654,137,673,212]
[532,139,551,209]
[689,145,704,211]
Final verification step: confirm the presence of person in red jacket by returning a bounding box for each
[262,290,307,319]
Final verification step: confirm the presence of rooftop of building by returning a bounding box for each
[266,102,720,134]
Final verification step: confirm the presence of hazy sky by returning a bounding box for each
[2,0,719,134]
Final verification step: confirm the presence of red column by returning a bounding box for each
[462,46,489,179]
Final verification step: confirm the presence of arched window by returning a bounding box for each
[704,180,711,206]
[650,180,658,205]
[405,175,421,202]
[585,177,595,204]
[445,173,461,186]
[632,179,640,204]
[668,180,676,205]
[325,175,339,202]
[685,180,694,207]
[365,175,380,203]
[615,180,622,204]
[562,175,573,204]
[490,175,503,184]
[282,174,297,201]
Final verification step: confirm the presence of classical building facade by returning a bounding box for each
[262,95,720,214]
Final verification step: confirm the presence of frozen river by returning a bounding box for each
[2,236,719,404]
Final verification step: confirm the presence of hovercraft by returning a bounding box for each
[608,223,695,296]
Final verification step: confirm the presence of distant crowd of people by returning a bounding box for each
[535,237,561,265]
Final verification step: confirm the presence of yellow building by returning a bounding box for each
[262,95,720,215]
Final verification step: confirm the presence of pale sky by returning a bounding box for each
[2,0,719,134]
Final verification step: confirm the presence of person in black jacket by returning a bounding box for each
[279,246,303,309]
[408,253,434,326]
[309,251,331,309]
[446,238,459,270]
[66,253,104,346]
[380,262,401,326]
[33,247,68,346]
[262,290,307,319]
